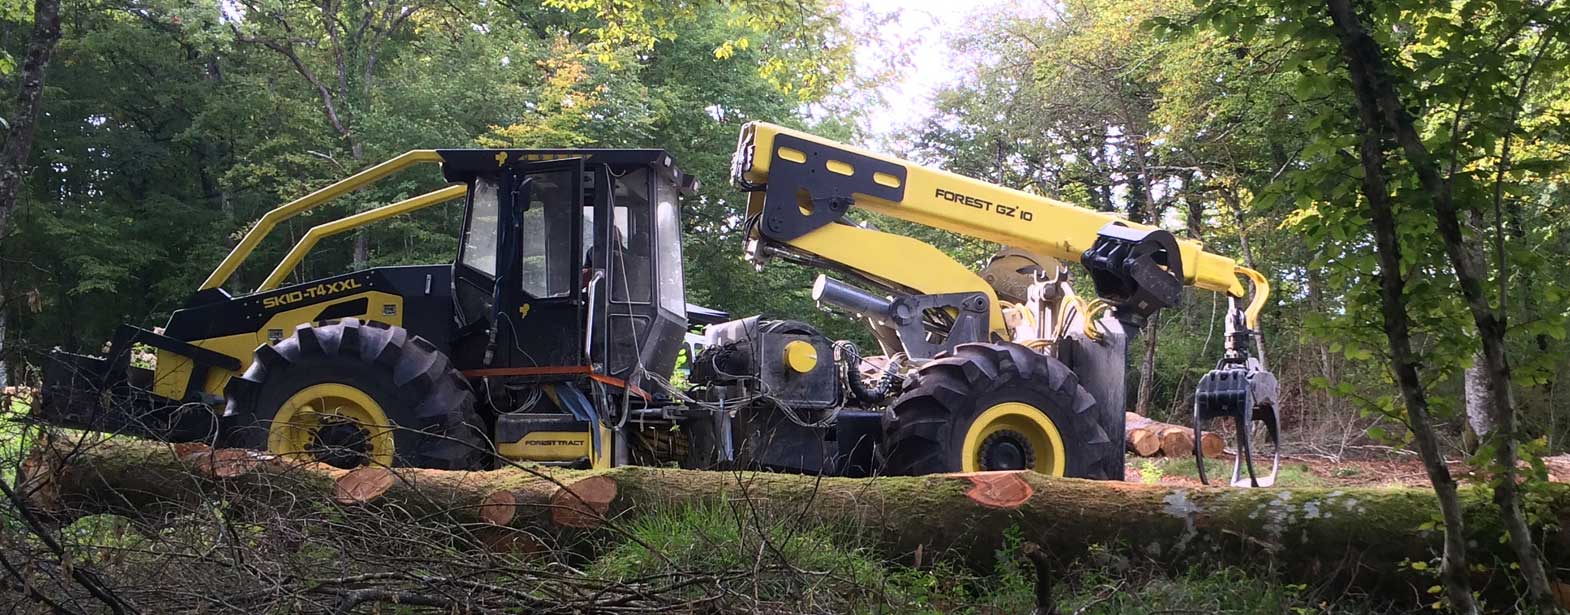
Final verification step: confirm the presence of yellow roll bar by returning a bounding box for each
[200,150,447,291]
[258,184,468,291]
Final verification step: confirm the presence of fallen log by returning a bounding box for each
[16,437,1570,596]
[1125,412,1224,458]
[1125,424,1161,457]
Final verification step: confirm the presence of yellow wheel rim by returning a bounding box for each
[268,383,395,467]
[961,402,1066,476]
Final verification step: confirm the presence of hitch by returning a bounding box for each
[1193,297,1280,487]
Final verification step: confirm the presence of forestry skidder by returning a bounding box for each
[38,123,1282,486]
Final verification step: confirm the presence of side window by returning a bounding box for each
[607,169,652,303]
[520,170,575,299]
[460,177,500,277]
[654,177,685,315]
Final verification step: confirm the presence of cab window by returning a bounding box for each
[520,169,576,299]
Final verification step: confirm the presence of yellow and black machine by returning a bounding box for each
[39,123,1281,485]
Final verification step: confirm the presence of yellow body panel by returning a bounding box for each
[201,150,446,292]
[498,427,613,468]
[780,214,1009,333]
[740,123,1249,298]
[150,291,405,402]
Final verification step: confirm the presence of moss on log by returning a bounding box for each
[16,437,1570,595]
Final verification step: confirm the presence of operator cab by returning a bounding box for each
[438,150,698,389]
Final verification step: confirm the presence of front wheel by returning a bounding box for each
[224,319,489,470]
[880,342,1121,479]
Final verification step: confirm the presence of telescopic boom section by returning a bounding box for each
[731,122,1265,333]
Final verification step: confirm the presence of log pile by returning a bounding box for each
[1125,412,1225,458]
[14,435,1570,596]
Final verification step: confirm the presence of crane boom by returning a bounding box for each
[733,122,1249,299]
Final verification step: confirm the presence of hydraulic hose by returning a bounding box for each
[835,341,899,404]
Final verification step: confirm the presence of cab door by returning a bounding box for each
[498,158,586,367]
[584,164,617,374]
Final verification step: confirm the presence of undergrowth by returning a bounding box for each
[589,502,1395,614]
[1,391,30,485]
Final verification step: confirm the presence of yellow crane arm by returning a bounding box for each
[731,122,1268,333]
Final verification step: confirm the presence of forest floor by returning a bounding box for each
[1129,451,1570,488]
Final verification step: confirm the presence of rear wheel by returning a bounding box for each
[880,342,1120,479]
[225,318,488,470]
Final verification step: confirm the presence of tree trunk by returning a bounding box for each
[1326,2,1556,610]
[1325,2,1479,611]
[16,437,1570,599]
[1306,268,1339,422]
[0,306,8,391]
[1135,318,1158,416]
[0,0,64,394]
[1464,350,1493,454]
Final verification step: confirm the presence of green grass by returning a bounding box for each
[588,503,1391,613]
[1058,561,1390,614]
[590,501,898,609]
[2,393,31,485]
[1139,455,1324,487]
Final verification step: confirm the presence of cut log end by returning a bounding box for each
[1159,431,1195,458]
[1126,427,1161,457]
[18,447,62,513]
[1126,412,1223,459]
[962,471,1034,509]
[334,467,397,505]
[479,490,518,526]
[550,475,618,528]
[1200,433,1226,459]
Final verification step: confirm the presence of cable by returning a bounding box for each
[1200,292,1219,359]
[835,340,900,404]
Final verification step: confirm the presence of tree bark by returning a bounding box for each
[1135,318,1159,416]
[1324,2,1479,611]
[17,437,1570,600]
[0,0,63,392]
[1464,350,1493,454]
[1325,2,1556,610]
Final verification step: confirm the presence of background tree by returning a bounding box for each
[0,0,62,391]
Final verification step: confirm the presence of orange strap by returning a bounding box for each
[460,365,650,401]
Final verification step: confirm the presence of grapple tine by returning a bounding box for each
[1192,397,1211,486]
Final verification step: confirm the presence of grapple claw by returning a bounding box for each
[1193,298,1281,488]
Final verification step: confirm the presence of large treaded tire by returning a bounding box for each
[224,318,489,470]
[880,342,1121,479]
